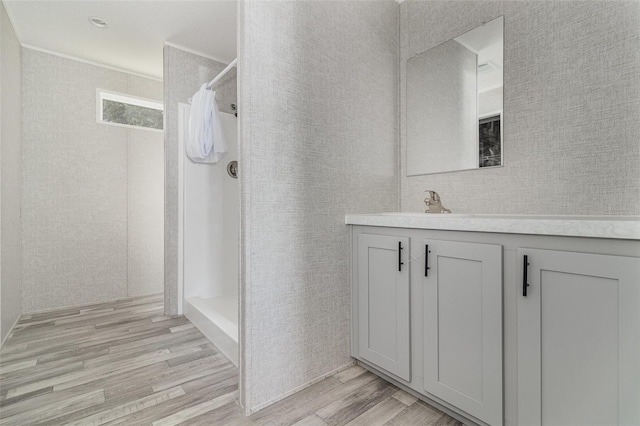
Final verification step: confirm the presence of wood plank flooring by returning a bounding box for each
[0,295,461,425]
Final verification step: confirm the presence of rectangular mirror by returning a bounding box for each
[406,16,503,176]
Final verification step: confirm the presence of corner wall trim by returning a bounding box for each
[1,315,22,349]
[21,44,163,81]
[163,42,233,66]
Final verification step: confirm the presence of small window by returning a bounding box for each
[97,89,163,131]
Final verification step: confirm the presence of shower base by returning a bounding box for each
[184,295,238,366]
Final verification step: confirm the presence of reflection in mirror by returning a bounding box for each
[406,16,503,176]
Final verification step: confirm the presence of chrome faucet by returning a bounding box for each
[424,190,451,214]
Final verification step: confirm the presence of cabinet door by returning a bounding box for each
[423,240,503,426]
[358,234,410,381]
[518,249,640,426]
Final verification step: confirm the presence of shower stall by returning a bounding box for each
[178,104,239,365]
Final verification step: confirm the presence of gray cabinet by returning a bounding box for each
[357,233,411,381]
[350,223,639,426]
[422,240,503,426]
[517,249,640,426]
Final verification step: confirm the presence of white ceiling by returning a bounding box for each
[3,0,238,79]
[455,17,503,93]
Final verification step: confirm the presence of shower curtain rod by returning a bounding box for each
[206,58,238,90]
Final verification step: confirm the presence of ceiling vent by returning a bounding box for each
[88,17,108,29]
[478,61,498,74]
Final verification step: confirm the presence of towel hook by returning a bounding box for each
[227,161,238,179]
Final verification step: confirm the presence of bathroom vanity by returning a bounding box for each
[346,213,640,426]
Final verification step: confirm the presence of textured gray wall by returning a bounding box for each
[1,2,22,343]
[239,0,398,413]
[163,46,237,315]
[128,128,165,297]
[21,49,164,312]
[400,0,640,215]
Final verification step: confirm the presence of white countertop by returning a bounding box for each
[345,213,640,240]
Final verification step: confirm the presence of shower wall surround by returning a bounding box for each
[21,49,164,312]
[400,0,640,215]
[163,45,237,316]
[238,0,398,413]
[0,2,22,343]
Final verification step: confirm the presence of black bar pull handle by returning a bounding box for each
[523,255,530,297]
[398,242,404,272]
[425,245,430,277]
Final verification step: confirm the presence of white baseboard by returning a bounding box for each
[248,361,356,415]
[22,292,163,316]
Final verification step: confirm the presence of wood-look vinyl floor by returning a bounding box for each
[0,295,461,426]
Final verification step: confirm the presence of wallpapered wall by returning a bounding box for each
[238,0,398,413]
[400,0,640,215]
[1,2,22,343]
[163,46,237,315]
[21,49,164,312]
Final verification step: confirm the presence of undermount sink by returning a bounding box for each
[458,214,638,221]
[377,212,472,218]
[375,213,639,221]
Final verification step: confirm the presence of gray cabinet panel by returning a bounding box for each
[358,234,411,382]
[518,249,640,426]
[423,240,503,426]
[350,224,639,426]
